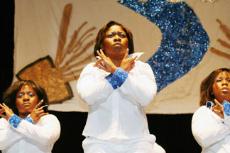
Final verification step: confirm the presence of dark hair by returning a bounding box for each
[94,21,134,57]
[200,68,230,106]
[2,80,49,115]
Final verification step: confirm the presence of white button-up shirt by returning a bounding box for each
[0,114,60,153]
[192,106,230,153]
[77,61,157,140]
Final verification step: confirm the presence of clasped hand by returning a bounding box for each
[212,99,224,118]
[30,100,48,123]
[0,100,48,123]
[95,49,136,73]
[0,103,14,120]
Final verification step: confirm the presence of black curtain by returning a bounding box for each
[0,0,14,101]
[2,1,201,153]
[51,111,201,153]
[0,1,14,153]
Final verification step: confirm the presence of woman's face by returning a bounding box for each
[16,84,39,116]
[212,71,230,103]
[102,25,128,60]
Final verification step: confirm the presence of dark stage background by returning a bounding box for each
[50,111,201,153]
[0,0,201,153]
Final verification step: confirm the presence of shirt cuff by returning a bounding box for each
[106,68,128,89]
[223,100,230,116]
[8,114,22,128]
[25,116,34,124]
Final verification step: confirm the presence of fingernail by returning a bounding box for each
[96,56,101,60]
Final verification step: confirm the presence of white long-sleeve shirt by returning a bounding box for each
[192,106,230,153]
[77,61,157,140]
[0,114,61,153]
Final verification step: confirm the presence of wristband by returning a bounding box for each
[9,114,22,128]
[223,100,230,116]
[25,116,34,124]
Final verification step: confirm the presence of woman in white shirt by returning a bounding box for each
[0,80,61,153]
[77,21,165,153]
[192,68,230,153]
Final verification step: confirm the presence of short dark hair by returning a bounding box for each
[200,68,230,106]
[2,80,49,115]
[94,21,134,57]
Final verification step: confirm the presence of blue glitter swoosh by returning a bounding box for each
[118,0,209,91]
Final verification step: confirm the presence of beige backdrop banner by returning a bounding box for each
[15,0,230,114]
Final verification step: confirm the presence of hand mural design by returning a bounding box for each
[16,4,96,104]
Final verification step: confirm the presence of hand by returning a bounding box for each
[0,103,14,120]
[95,49,117,73]
[120,50,136,72]
[30,100,48,123]
[212,99,224,118]
[0,104,4,117]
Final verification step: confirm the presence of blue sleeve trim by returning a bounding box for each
[106,68,128,89]
[25,116,34,124]
[9,114,22,128]
[223,100,230,116]
[206,101,214,109]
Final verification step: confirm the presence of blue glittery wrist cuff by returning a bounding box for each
[106,68,128,89]
[206,101,214,109]
[9,114,22,128]
[25,116,34,124]
[223,100,230,116]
